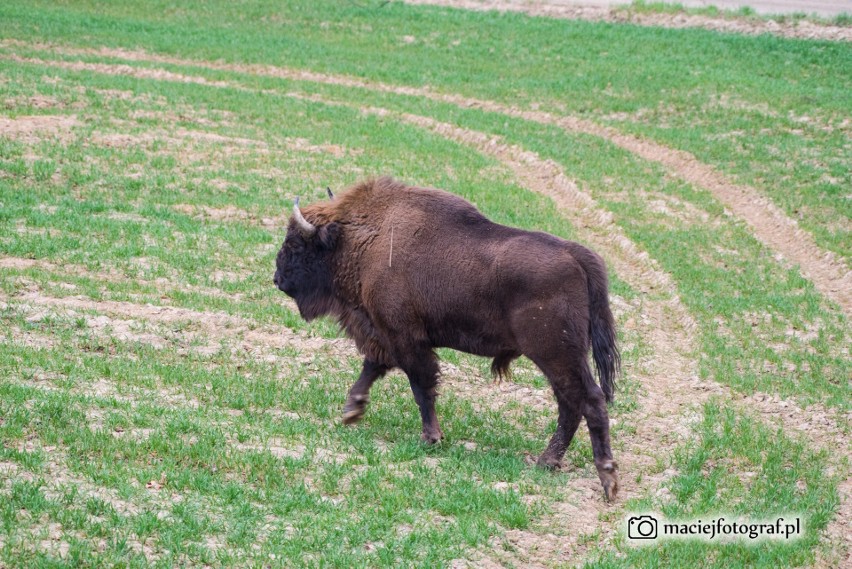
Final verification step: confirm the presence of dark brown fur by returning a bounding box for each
[274,177,621,500]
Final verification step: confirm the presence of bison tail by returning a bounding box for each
[571,245,621,403]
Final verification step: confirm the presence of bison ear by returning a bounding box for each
[318,222,340,250]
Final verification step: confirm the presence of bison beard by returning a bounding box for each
[274,177,621,500]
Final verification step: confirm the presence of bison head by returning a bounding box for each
[273,198,340,320]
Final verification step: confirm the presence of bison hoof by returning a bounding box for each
[536,455,564,470]
[342,409,363,425]
[420,430,443,444]
[342,394,369,425]
[596,460,619,502]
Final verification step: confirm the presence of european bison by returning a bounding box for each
[274,177,621,500]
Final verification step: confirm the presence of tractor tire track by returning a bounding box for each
[4,40,847,315]
[6,44,847,472]
[294,95,851,565]
[350,103,716,561]
[385,109,850,569]
[2,288,352,360]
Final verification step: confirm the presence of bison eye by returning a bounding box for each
[285,236,304,251]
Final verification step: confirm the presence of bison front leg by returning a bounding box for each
[400,350,443,444]
[342,359,389,425]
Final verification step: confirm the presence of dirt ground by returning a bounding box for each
[404,0,852,41]
[429,0,852,17]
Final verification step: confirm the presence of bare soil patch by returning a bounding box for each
[89,128,266,150]
[4,54,234,89]
[285,137,363,158]
[0,254,253,301]
[173,203,287,230]
[5,287,353,362]
[3,93,74,110]
[403,0,852,41]
[0,114,79,144]
[231,437,349,466]
[88,126,270,168]
[10,299,220,357]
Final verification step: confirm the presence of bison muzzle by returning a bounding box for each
[274,177,621,500]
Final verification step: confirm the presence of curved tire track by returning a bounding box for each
[301,97,851,565]
[4,40,847,315]
[387,110,851,569]
[1,288,350,359]
[357,104,716,561]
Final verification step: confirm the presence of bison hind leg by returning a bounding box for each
[596,459,619,502]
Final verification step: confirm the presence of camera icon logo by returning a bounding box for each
[628,515,658,540]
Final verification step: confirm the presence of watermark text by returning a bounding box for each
[626,513,803,544]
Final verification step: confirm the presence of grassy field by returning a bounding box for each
[0,1,849,567]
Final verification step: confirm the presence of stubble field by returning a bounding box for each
[0,1,849,567]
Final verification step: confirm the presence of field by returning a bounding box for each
[0,1,849,567]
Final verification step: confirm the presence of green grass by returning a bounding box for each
[625,0,852,26]
[1,0,850,259]
[0,301,565,567]
[625,0,764,19]
[0,2,849,567]
[9,47,844,409]
[589,401,841,568]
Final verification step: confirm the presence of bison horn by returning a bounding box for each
[292,197,317,237]
[326,187,334,200]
